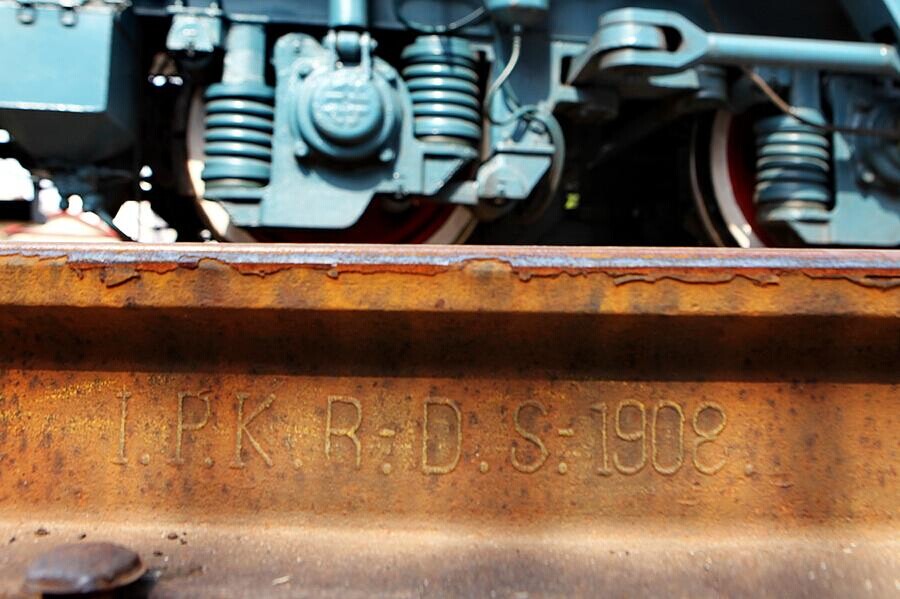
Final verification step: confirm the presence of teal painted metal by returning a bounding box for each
[0,0,898,245]
[329,0,368,28]
[565,5,900,246]
[706,35,900,76]
[785,76,900,246]
[166,11,222,54]
[0,2,136,162]
[484,0,549,26]
[754,70,832,215]
[293,33,400,163]
[576,8,900,78]
[210,28,477,229]
[402,36,482,146]
[201,24,274,201]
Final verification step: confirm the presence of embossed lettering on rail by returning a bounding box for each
[0,376,894,522]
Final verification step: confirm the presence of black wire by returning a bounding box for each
[703,0,900,141]
[482,27,566,222]
[393,4,565,218]
[485,31,523,125]
[393,0,487,35]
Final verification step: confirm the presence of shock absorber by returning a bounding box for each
[202,24,274,200]
[401,36,482,149]
[754,70,832,219]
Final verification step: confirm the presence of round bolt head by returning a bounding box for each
[22,542,145,595]
[379,148,395,163]
[294,140,309,158]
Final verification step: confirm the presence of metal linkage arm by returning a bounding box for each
[568,8,900,84]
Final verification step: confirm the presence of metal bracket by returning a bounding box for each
[14,0,85,25]
[13,0,127,25]
[165,2,222,54]
[321,29,376,75]
[166,15,221,54]
[14,0,36,23]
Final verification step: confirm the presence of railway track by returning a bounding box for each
[0,244,897,597]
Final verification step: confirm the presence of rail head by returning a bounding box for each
[0,243,897,317]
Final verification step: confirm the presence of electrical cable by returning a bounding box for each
[392,5,566,220]
[484,29,523,125]
[703,0,900,141]
[393,0,487,34]
[483,26,566,222]
[518,109,566,223]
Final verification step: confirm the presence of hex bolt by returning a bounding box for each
[16,7,36,24]
[22,542,146,596]
[59,9,77,27]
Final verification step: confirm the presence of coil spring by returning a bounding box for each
[401,36,481,147]
[754,111,831,209]
[201,82,275,196]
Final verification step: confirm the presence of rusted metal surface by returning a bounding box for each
[0,243,897,597]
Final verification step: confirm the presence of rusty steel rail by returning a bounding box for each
[0,243,897,597]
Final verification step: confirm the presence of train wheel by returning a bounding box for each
[690,110,773,248]
[185,91,477,244]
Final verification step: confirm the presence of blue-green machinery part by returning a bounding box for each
[330,0,368,29]
[563,5,900,246]
[0,1,137,163]
[211,26,478,230]
[765,75,900,246]
[201,24,275,201]
[568,7,900,84]
[0,0,898,244]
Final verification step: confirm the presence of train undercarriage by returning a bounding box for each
[0,0,898,247]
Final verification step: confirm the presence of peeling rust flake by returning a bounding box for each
[0,244,895,318]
